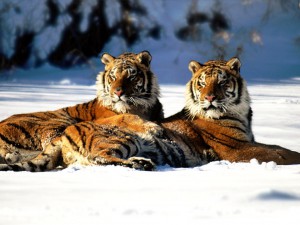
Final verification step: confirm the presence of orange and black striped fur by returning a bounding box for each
[0,51,163,165]
[164,58,300,165]
[2,57,300,172]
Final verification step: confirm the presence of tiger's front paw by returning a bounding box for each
[127,157,156,171]
[5,152,22,164]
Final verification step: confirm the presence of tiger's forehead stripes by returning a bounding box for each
[110,59,137,77]
[200,67,225,77]
[202,60,239,76]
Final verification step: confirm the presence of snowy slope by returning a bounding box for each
[1,0,300,83]
[0,81,300,225]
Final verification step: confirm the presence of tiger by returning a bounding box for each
[0,51,163,165]
[2,57,300,172]
[165,58,300,165]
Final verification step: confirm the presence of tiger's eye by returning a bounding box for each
[129,68,137,75]
[198,79,205,87]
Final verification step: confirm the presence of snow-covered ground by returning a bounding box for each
[0,80,300,225]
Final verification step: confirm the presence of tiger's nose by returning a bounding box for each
[205,95,216,102]
[114,87,123,97]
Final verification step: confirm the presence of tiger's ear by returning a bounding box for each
[188,60,202,74]
[101,53,115,65]
[137,51,152,67]
[226,57,241,74]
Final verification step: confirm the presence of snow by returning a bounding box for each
[1,79,300,225]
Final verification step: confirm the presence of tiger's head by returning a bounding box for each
[185,58,251,120]
[96,51,162,118]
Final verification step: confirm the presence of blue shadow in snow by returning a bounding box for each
[256,190,300,201]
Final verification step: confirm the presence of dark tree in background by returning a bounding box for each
[0,0,298,72]
[47,0,110,67]
[175,0,298,60]
[0,0,161,71]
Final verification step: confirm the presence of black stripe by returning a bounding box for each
[109,138,132,159]
[102,71,106,86]
[73,124,82,135]
[152,138,167,155]
[200,129,236,149]
[119,142,131,159]
[56,110,70,118]
[111,149,123,158]
[87,134,95,153]
[162,134,187,167]
[234,78,243,105]
[225,125,246,133]
[230,79,237,98]
[219,116,246,128]
[64,107,72,117]
[80,123,92,130]
[73,124,87,151]
[0,131,33,151]
[90,99,98,120]
[126,138,138,156]
[9,164,25,171]
[220,133,249,143]
[27,161,38,172]
[45,112,61,118]
[152,138,181,167]
[14,114,46,120]
[65,134,80,151]
[190,82,195,102]
[146,71,152,94]
[7,123,35,143]
[82,122,102,153]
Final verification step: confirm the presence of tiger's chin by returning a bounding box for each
[112,101,131,114]
[186,105,224,119]
[202,108,224,119]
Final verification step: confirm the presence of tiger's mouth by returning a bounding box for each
[203,105,217,111]
[113,94,127,102]
[113,95,136,106]
[203,103,225,112]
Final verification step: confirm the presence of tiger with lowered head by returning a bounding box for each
[1,57,300,172]
[0,51,163,166]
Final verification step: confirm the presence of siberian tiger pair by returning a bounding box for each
[1,51,300,172]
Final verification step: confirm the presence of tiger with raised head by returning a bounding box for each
[0,51,163,165]
[2,57,300,172]
[163,58,300,165]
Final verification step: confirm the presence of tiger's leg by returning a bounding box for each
[241,142,300,165]
[60,122,157,171]
[0,110,79,164]
[0,128,40,164]
[0,138,63,172]
[94,114,163,135]
[213,142,300,165]
[90,149,155,171]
